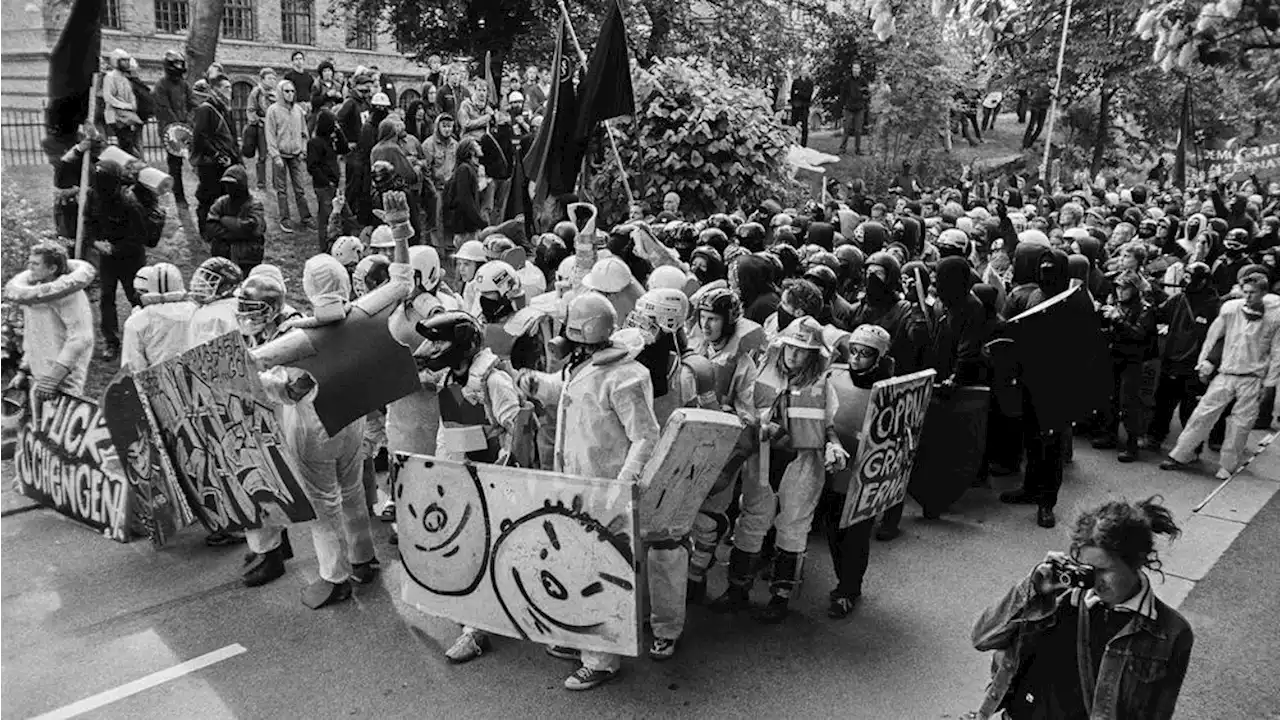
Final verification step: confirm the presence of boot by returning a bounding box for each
[708,584,751,614]
[768,550,804,600]
[243,529,293,566]
[708,547,756,612]
[301,578,352,609]
[685,578,706,606]
[242,546,287,587]
[755,595,790,624]
[1118,436,1139,463]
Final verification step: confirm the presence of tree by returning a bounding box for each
[585,58,797,222]
[186,0,226,79]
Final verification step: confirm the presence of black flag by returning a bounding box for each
[45,0,103,155]
[522,20,579,205]
[574,0,635,145]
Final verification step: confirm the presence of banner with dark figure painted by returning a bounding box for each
[135,332,314,533]
[101,372,194,547]
[839,370,935,529]
[14,392,133,541]
[908,386,990,515]
[396,454,641,657]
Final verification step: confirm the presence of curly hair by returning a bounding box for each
[1070,496,1181,575]
[781,278,823,318]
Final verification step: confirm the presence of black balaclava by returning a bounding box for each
[1038,249,1070,297]
[1011,243,1048,286]
[733,255,775,308]
[934,256,973,309]
[637,331,675,397]
[860,221,890,255]
[864,251,902,305]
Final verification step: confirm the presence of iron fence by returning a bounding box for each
[1,109,170,167]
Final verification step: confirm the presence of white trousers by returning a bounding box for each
[1169,374,1263,474]
[734,449,825,554]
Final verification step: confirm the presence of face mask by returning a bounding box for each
[865,273,891,303]
[479,295,511,323]
[776,308,795,331]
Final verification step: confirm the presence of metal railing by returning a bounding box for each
[1,109,171,167]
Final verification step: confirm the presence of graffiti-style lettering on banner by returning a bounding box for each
[396,455,641,657]
[135,332,314,533]
[839,370,935,529]
[102,372,193,547]
[14,392,132,541]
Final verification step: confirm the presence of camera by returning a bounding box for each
[1049,556,1096,590]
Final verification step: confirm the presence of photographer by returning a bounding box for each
[972,497,1193,720]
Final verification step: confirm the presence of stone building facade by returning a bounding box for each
[2,0,429,122]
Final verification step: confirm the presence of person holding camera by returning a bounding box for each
[972,497,1193,720]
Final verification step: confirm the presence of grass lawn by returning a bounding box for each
[2,159,320,401]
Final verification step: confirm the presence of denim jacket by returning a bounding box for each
[972,572,1193,720]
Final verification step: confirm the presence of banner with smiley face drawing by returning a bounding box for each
[394,454,642,657]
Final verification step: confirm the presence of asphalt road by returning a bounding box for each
[3,433,1277,720]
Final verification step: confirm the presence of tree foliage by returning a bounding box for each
[586,58,797,222]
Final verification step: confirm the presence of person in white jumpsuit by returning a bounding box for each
[121,263,196,373]
[1161,269,1280,478]
[516,291,660,691]
[4,243,96,404]
[257,255,378,608]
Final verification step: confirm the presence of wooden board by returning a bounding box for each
[396,454,642,657]
[638,408,743,538]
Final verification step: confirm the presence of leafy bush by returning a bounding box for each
[587,58,799,222]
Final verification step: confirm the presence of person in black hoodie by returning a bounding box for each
[730,254,780,324]
[1073,234,1113,302]
[190,75,238,237]
[444,137,486,244]
[1093,270,1158,462]
[857,220,890,255]
[931,257,988,388]
[86,159,160,360]
[152,50,196,207]
[1147,262,1220,448]
[307,108,348,251]
[1002,242,1048,319]
[607,225,654,288]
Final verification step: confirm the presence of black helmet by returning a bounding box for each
[736,222,766,252]
[415,311,483,371]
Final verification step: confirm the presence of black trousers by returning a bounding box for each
[791,105,811,147]
[1020,390,1065,510]
[167,152,186,203]
[1149,373,1204,442]
[981,105,999,131]
[819,488,875,599]
[1022,108,1047,148]
[99,250,145,346]
[1098,359,1146,447]
[195,164,225,237]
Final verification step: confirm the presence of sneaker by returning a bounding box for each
[1091,436,1118,450]
[545,645,581,661]
[1118,448,1139,463]
[445,631,488,663]
[827,595,859,619]
[648,637,678,661]
[875,525,902,541]
[279,219,294,234]
[1159,457,1188,471]
[1215,467,1232,481]
[1036,507,1057,529]
[563,665,618,691]
[755,596,790,624]
[351,557,381,584]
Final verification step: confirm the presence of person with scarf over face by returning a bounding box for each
[255,255,377,609]
[1093,271,1158,463]
[686,287,764,604]
[763,278,824,342]
[1003,242,1049,321]
[731,254,781,325]
[85,157,159,361]
[690,245,726,286]
[1148,263,1220,449]
[607,225,654,288]
[708,317,849,623]
[1161,268,1280,480]
[849,251,932,380]
[121,263,196,373]
[1072,234,1114,303]
[818,323,894,619]
[204,165,266,276]
[1001,250,1078,529]
[151,50,196,206]
[515,291,660,690]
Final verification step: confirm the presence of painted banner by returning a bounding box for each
[101,372,193,547]
[135,332,314,533]
[252,299,421,437]
[908,386,990,514]
[839,370,935,529]
[1203,139,1280,181]
[639,408,743,537]
[396,454,641,657]
[14,392,133,541]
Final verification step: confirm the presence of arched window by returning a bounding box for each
[230,81,254,136]
[398,89,420,111]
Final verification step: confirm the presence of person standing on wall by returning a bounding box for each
[836,61,871,156]
[789,67,815,148]
[283,51,315,121]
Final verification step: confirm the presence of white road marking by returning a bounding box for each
[30,643,247,720]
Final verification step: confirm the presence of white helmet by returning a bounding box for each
[628,288,689,336]
[133,266,155,297]
[565,292,617,345]
[456,240,488,263]
[369,225,396,249]
[556,256,578,283]
[473,260,522,299]
[330,235,364,266]
[583,256,634,294]
[507,90,525,104]
[408,245,442,291]
[371,92,391,107]
[647,265,689,292]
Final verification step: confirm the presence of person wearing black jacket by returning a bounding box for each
[1093,270,1158,462]
[307,108,348,251]
[152,50,196,206]
[190,75,238,237]
[1147,263,1220,448]
[444,137,486,243]
[931,256,988,387]
[85,159,160,360]
[789,68,815,147]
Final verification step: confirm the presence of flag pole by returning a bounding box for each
[1039,0,1072,185]
[554,0,635,208]
[74,72,100,260]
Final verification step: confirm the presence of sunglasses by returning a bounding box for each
[850,346,878,359]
